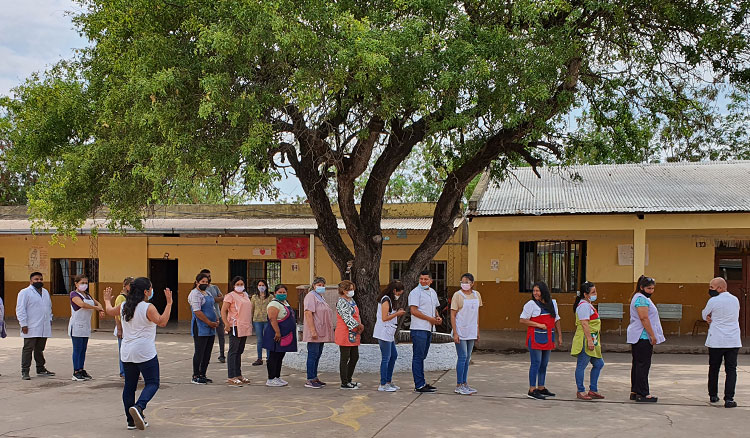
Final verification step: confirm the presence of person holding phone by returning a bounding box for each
[263,284,297,387]
[451,273,482,395]
[571,281,605,400]
[374,281,406,392]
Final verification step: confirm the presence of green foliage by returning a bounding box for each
[1,0,749,234]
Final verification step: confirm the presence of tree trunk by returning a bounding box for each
[347,255,381,344]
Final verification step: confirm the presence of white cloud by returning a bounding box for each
[0,0,87,96]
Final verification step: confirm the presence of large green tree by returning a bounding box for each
[3,0,749,338]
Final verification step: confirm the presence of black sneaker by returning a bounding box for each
[191,376,207,385]
[710,396,720,403]
[725,399,738,408]
[527,389,547,400]
[129,405,146,430]
[340,382,358,390]
[72,371,86,381]
[414,385,437,393]
[538,388,555,397]
[218,356,226,363]
[425,384,438,391]
[81,370,93,380]
[127,423,136,430]
[21,371,30,380]
[203,376,213,384]
[36,368,55,377]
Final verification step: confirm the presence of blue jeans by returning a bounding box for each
[378,340,398,385]
[253,321,268,360]
[306,342,325,380]
[455,339,475,385]
[123,356,160,425]
[411,330,431,389]
[575,350,604,392]
[71,336,88,371]
[118,337,124,376]
[528,340,550,387]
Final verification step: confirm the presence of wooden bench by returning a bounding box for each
[656,303,683,336]
[597,303,624,335]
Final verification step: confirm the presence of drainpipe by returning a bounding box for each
[309,233,315,285]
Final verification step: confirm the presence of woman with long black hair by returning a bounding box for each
[263,284,297,387]
[571,281,605,400]
[519,281,563,400]
[627,275,665,402]
[373,281,406,392]
[189,272,219,384]
[103,277,172,431]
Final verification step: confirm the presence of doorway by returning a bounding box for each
[149,259,179,321]
[715,251,750,336]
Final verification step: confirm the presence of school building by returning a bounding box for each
[0,203,467,324]
[1,161,749,336]
[467,160,750,336]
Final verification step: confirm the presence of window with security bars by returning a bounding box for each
[519,241,586,293]
[390,260,448,295]
[229,259,282,293]
[51,258,99,295]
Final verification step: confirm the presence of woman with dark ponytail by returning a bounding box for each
[103,277,172,431]
[571,281,605,400]
[626,275,665,403]
[519,281,563,400]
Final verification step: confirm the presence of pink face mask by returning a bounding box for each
[461,283,472,291]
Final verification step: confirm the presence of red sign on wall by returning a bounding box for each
[276,237,309,259]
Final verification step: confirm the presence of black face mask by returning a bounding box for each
[198,284,209,291]
[641,291,653,299]
[708,289,720,297]
[32,282,44,290]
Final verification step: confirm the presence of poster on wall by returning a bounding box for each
[28,246,49,273]
[277,237,309,259]
[617,244,649,266]
[252,247,275,256]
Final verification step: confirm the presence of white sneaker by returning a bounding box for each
[455,385,472,395]
[464,384,478,394]
[388,383,400,390]
[274,377,288,386]
[379,384,397,392]
[266,379,284,387]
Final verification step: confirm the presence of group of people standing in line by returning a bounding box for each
[520,275,741,409]
[4,268,741,431]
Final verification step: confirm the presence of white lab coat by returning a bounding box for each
[16,285,53,338]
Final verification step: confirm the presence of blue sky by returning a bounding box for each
[0,0,305,201]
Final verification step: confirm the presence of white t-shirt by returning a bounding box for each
[576,301,596,321]
[408,286,439,331]
[120,302,157,363]
[702,292,742,348]
[520,299,561,321]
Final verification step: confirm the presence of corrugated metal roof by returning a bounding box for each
[471,161,750,216]
[0,217,463,234]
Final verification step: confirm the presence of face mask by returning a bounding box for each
[32,282,44,290]
[78,284,89,292]
[461,283,472,291]
[346,290,355,298]
[315,286,326,294]
[641,291,653,299]
[258,285,267,293]
[235,286,245,293]
[393,294,402,300]
[589,294,597,302]
[275,293,287,301]
[708,289,720,297]
[199,284,208,291]
[145,289,152,301]
[420,284,429,290]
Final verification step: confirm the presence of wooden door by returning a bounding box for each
[715,254,749,336]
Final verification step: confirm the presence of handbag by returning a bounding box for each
[279,331,293,347]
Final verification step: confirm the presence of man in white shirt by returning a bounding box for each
[702,277,741,408]
[408,270,442,393]
[16,272,55,380]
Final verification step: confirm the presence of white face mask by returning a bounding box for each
[346,290,355,298]
[393,294,402,300]
[77,284,89,292]
[235,285,245,293]
[461,283,472,291]
[258,285,266,293]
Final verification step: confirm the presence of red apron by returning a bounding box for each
[526,313,556,350]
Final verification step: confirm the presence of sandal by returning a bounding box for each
[239,377,251,384]
[635,394,658,403]
[226,378,243,387]
[576,392,593,400]
[587,391,605,400]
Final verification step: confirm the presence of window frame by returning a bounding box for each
[50,258,99,295]
[228,259,282,293]
[389,260,448,294]
[518,240,586,293]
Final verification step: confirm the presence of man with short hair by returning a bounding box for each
[408,270,442,393]
[16,272,55,380]
[200,269,226,363]
[702,277,741,408]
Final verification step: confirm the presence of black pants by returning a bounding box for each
[631,339,653,396]
[708,347,739,400]
[216,319,225,359]
[21,337,47,372]
[339,345,359,384]
[267,351,286,379]
[192,334,215,377]
[227,330,247,378]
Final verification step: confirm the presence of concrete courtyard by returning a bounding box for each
[1,327,749,438]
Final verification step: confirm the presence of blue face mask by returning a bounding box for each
[315,286,326,294]
[275,293,287,301]
[589,295,597,302]
[145,289,152,301]
[420,284,430,290]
